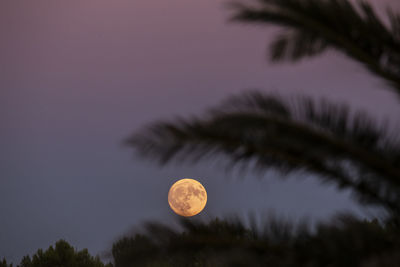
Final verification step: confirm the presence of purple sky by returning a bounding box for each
[1,0,400,262]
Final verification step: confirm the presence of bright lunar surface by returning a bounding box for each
[168,178,207,217]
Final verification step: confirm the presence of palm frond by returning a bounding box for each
[126,92,400,213]
[229,0,400,95]
[111,215,400,267]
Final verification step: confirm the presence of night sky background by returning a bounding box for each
[1,0,400,262]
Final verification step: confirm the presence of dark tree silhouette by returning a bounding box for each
[16,240,112,267]
[126,0,400,215]
[121,0,400,266]
[126,93,400,214]
[0,259,12,267]
[229,0,400,95]
[111,215,400,266]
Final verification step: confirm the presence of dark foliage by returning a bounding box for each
[0,259,12,267]
[16,240,112,267]
[126,92,400,213]
[123,1,400,265]
[111,216,400,267]
[229,0,400,96]
[125,0,400,215]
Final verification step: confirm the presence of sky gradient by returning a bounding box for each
[1,0,400,262]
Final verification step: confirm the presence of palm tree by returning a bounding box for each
[111,215,400,266]
[126,0,400,215]
[229,0,400,95]
[119,0,400,265]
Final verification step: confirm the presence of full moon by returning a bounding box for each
[168,178,207,217]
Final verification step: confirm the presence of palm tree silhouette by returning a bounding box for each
[229,0,400,94]
[111,215,400,266]
[120,0,400,266]
[126,0,400,216]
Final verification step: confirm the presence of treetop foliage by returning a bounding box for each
[14,240,111,267]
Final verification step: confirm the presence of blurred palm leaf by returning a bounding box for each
[111,215,400,267]
[126,92,400,213]
[229,0,400,95]
[121,1,400,265]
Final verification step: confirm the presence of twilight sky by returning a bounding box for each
[1,0,400,262]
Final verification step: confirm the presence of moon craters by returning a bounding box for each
[168,179,207,217]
